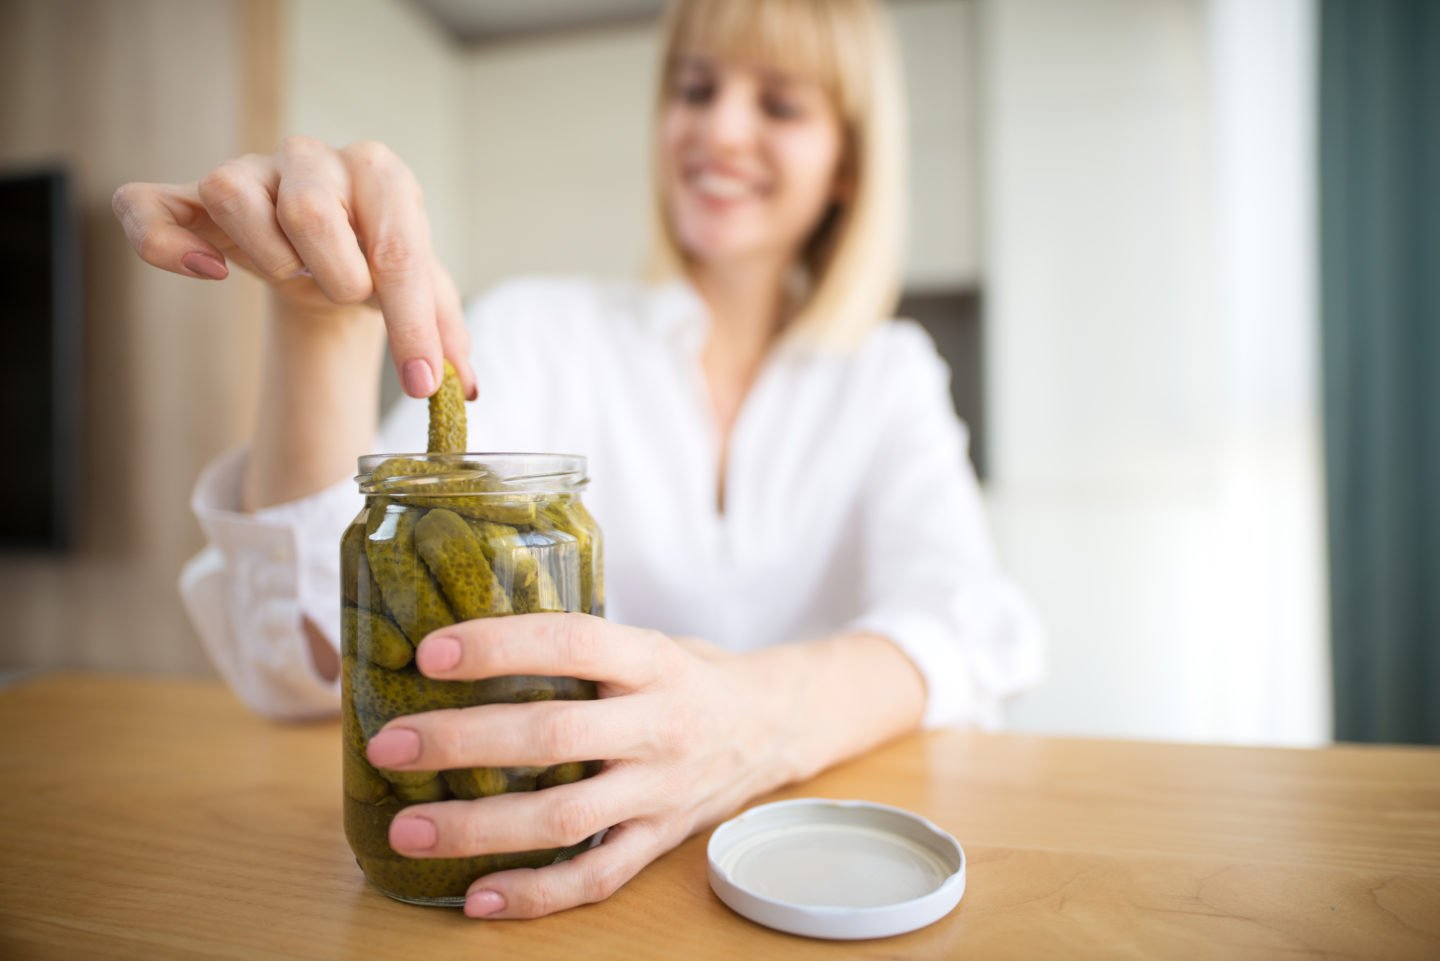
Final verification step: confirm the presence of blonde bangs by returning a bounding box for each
[648,0,907,351]
[662,0,858,118]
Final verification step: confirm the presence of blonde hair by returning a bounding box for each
[646,0,907,350]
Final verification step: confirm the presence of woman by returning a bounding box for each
[113,0,1043,920]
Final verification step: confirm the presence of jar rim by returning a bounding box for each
[355,452,589,496]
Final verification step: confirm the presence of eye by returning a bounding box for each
[677,79,715,105]
[672,65,715,106]
[762,94,802,120]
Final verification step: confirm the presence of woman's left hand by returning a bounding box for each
[363,613,792,919]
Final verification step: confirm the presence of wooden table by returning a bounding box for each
[1,674,1437,960]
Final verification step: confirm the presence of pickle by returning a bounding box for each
[442,766,509,800]
[344,794,406,859]
[503,766,545,792]
[571,501,606,616]
[342,677,367,756]
[341,663,391,805]
[377,768,440,790]
[428,359,467,454]
[381,769,450,804]
[538,761,588,789]
[350,658,468,721]
[357,854,500,903]
[540,500,602,615]
[392,780,448,803]
[510,677,558,701]
[344,744,391,804]
[437,493,538,527]
[516,558,563,613]
[348,658,578,727]
[365,504,455,645]
[343,604,414,670]
[548,676,599,700]
[471,521,568,613]
[371,457,539,526]
[343,684,395,761]
[470,520,518,565]
[414,509,512,619]
[341,520,385,612]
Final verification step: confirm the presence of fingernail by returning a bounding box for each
[390,816,437,853]
[403,359,436,397]
[367,727,421,767]
[466,381,478,402]
[465,889,506,918]
[181,252,227,280]
[418,636,462,673]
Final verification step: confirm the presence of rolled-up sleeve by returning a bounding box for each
[847,323,1046,729]
[180,446,359,719]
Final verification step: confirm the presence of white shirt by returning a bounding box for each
[182,276,1045,727]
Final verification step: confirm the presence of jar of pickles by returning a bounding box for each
[340,451,605,905]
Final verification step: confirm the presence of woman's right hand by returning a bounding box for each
[112,136,475,400]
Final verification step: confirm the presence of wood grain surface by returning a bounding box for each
[0,674,1437,960]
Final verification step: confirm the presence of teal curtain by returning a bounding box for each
[1321,0,1440,744]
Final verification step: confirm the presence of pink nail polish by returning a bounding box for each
[366,728,421,767]
[390,817,437,852]
[418,636,461,673]
[181,252,227,280]
[403,359,436,397]
[465,890,506,918]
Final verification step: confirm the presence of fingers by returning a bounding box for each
[196,153,305,282]
[343,140,442,397]
[273,135,372,305]
[463,819,664,919]
[118,139,474,400]
[368,697,657,770]
[111,182,230,280]
[389,765,650,859]
[417,614,674,691]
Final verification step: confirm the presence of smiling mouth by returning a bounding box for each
[687,168,767,202]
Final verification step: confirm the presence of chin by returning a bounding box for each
[675,224,770,267]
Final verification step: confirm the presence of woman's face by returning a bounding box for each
[660,55,846,272]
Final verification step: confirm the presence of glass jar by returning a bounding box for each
[340,453,605,905]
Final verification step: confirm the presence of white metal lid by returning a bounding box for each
[706,798,966,940]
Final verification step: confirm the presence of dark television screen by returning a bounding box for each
[0,169,80,550]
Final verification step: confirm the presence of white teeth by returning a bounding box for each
[693,171,752,199]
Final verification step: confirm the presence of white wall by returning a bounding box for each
[463,24,658,292]
[898,0,982,289]
[981,0,1327,745]
[458,0,982,296]
[284,0,470,290]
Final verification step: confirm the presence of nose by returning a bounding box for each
[698,81,759,154]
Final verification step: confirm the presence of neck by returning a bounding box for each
[687,255,792,370]
[686,254,796,513]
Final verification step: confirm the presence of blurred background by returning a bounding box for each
[0,0,1434,746]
